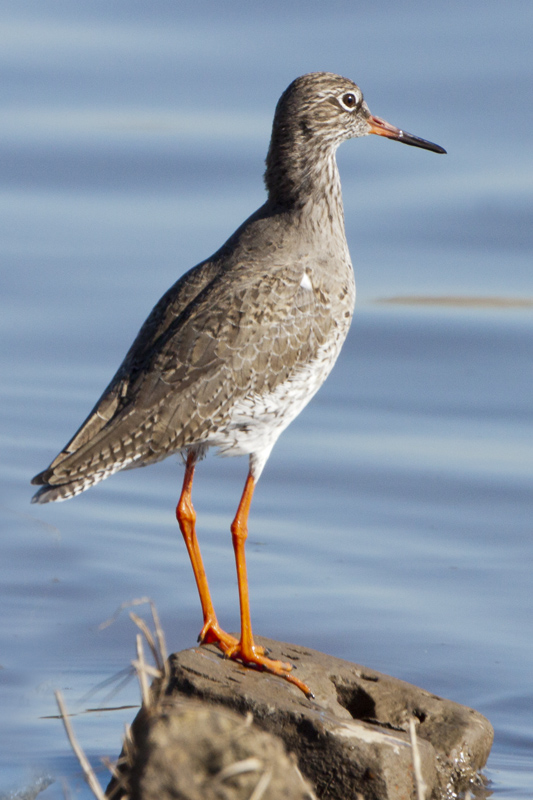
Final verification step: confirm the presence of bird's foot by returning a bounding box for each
[198,621,312,697]
[225,640,314,698]
[198,620,268,657]
[198,619,239,650]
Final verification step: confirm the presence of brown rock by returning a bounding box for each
[166,638,493,800]
[125,699,315,800]
[108,637,493,800]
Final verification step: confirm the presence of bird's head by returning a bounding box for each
[272,72,446,154]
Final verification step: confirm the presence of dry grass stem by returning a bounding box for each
[99,596,153,630]
[56,600,172,799]
[99,596,170,710]
[101,755,130,800]
[150,602,168,667]
[59,775,73,800]
[215,757,263,782]
[55,691,106,800]
[77,666,135,709]
[129,612,158,658]
[296,765,318,800]
[409,717,426,800]
[248,766,273,800]
[134,633,150,707]
[129,609,169,682]
[213,757,277,800]
[130,660,162,681]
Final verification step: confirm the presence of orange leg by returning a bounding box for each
[226,470,314,698]
[176,450,237,651]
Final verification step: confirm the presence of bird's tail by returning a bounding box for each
[31,436,136,504]
[30,387,148,504]
[31,471,109,504]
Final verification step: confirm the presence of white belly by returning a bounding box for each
[206,331,347,478]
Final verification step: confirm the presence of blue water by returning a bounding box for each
[1,1,532,797]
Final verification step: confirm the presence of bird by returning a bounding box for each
[32,72,445,697]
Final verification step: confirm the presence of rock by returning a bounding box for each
[166,638,493,799]
[108,637,493,800]
[124,699,316,800]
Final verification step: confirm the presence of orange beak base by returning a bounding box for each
[368,114,446,154]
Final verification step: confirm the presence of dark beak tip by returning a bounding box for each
[399,130,447,155]
[369,116,446,155]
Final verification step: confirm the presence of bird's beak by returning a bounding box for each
[368,114,446,154]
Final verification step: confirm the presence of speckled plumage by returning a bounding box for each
[32,72,444,504]
[31,72,445,696]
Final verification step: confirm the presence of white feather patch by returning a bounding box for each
[300,272,313,291]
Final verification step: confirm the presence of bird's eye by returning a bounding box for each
[340,92,357,110]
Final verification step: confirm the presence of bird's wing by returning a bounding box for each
[140,258,337,454]
[31,258,221,486]
[32,254,341,491]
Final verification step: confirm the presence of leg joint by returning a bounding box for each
[177,495,196,526]
[230,516,247,542]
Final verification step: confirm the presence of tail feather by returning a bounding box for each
[31,473,104,504]
[30,398,153,503]
[31,440,142,503]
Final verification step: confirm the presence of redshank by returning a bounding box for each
[32,73,445,697]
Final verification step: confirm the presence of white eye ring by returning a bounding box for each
[338,92,359,112]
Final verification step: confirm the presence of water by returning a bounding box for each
[1,1,532,797]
